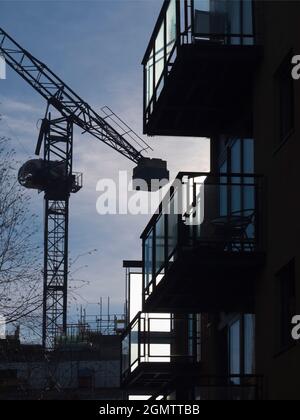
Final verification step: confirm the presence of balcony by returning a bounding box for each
[121,312,201,389]
[142,172,265,313]
[143,0,262,137]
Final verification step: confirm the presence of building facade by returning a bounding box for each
[121,0,300,400]
[0,330,124,399]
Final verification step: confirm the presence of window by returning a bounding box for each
[218,138,255,250]
[187,314,201,361]
[228,314,256,384]
[277,259,296,350]
[244,314,255,374]
[229,319,241,384]
[194,1,254,45]
[277,54,295,143]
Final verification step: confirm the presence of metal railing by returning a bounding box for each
[71,172,83,193]
[143,0,256,125]
[121,312,200,382]
[142,172,264,300]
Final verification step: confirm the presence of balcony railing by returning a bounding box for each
[143,0,255,128]
[142,172,264,301]
[121,312,200,384]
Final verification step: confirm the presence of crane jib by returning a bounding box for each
[0,27,149,163]
[0,27,169,190]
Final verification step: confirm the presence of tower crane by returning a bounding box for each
[0,27,169,349]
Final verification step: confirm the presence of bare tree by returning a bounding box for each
[0,135,42,327]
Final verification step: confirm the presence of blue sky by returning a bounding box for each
[0,0,210,331]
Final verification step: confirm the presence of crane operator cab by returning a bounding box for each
[132,157,169,191]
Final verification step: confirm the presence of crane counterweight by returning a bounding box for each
[133,158,169,191]
[18,159,82,197]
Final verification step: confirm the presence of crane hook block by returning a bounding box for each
[132,158,169,192]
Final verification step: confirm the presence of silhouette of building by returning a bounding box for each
[0,326,124,400]
[121,0,300,400]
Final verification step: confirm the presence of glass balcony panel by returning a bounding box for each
[122,333,130,374]
[121,313,202,385]
[243,0,254,45]
[167,192,179,259]
[147,344,171,363]
[146,50,154,107]
[155,23,165,88]
[140,315,171,363]
[125,314,173,368]
[139,314,146,332]
[130,319,139,371]
[155,214,165,275]
[140,313,170,332]
[129,273,143,322]
[144,228,153,288]
[149,315,172,333]
[185,178,205,241]
[166,0,177,58]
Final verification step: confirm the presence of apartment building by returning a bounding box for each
[121,0,300,400]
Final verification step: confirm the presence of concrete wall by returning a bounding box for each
[253,0,300,400]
